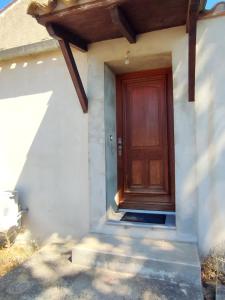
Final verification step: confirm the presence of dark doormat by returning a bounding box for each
[121,212,166,225]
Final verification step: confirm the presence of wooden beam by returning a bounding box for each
[46,23,88,52]
[188,24,197,102]
[110,6,136,43]
[186,0,200,102]
[59,39,88,113]
[186,0,200,33]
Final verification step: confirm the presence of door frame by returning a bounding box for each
[116,68,175,211]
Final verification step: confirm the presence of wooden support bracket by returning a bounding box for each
[46,23,88,52]
[110,6,136,43]
[186,0,200,102]
[59,39,88,113]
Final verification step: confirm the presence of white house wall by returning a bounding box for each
[0,51,89,243]
[0,17,224,253]
[196,16,225,254]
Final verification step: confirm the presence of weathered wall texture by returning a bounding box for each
[0,50,89,243]
[104,65,117,213]
[196,16,225,254]
[0,0,51,51]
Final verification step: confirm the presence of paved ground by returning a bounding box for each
[0,238,202,300]
[217,284,225,300]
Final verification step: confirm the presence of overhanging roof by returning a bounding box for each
[28,0,206,44]
[27,0,208,112]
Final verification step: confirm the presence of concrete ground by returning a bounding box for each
[0,237,203,300]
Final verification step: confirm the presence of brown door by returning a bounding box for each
[116,68,175,211]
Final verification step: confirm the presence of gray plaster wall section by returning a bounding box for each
[0,40,59,62]
[88,56,107,229]
[104,65,118,213]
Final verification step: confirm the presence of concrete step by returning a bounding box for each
[93,220,197,243]
[72,233,202,289]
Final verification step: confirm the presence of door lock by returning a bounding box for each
[118,137,123,157]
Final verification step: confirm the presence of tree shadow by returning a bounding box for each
[0,235,202,299]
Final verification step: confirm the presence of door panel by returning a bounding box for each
[129,86,160,148]
[131,160,145,186]
[149,159,162,186]
[117,69,175,211]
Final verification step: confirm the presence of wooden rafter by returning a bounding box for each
[45,23,88,112]
[110,6,136,43]
[59,39,88,113]
[28,1,206,105]
[186,0,200,102]
[46,23,88,52]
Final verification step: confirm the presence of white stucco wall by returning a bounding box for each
[196,16,225,254]
[0,50,89,243]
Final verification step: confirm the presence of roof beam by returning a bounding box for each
[59,39,88,113]
[110,6,136,43]
[186,0,200,102]
[186,0,200,33]
[46,23,88,52]
[188,27,197,102]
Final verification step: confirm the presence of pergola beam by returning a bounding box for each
[59,39,88,113]
[186,0,200,102]
[110,6,136,43]
[188,23,197,102]
[46,23,88,52]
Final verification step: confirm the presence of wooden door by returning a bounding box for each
[116,68,175,211]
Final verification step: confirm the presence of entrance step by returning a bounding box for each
[72,233,202,290]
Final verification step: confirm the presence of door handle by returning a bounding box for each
[118,137,123,157]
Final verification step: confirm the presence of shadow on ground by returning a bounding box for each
[0,237,202,300]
